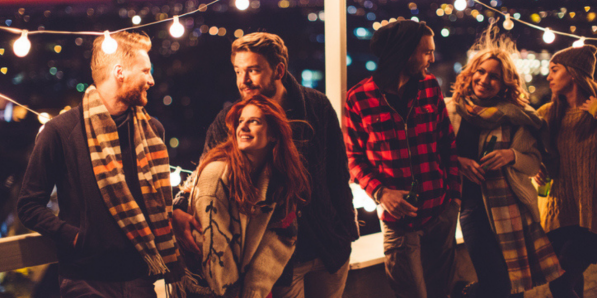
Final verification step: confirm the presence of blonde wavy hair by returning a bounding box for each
[451,22,528,107]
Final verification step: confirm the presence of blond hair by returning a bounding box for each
[231,32,288,71]
[451,22,528,107]
[90,31,152,85]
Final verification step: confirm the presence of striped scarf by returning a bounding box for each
[83,86,185,292]
[481,127,563,293]
[459,96,563,293]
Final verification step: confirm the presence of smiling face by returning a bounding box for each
[405,35,436,79]
[236,104,273,158]
[547,62,575,97]
[234,51,278,100]
[472,58,503,100]
[120,50,154,107]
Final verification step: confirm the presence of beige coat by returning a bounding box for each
[445,98,542,228]
[188,161,296,298]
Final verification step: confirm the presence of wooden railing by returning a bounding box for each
[0,233,57,273]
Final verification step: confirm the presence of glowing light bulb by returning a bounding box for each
[132,15,141,25]
[454,0,467,11]
[101,31,117,54]
[543,28,555,44]
[573,37,585,48]
[38,112,51,124]
[13,30,31,58]
[236,0,250,10]
[170,166,182,187]
[363,197,377,212]
[169,16,184,38]
[503,14,514,30]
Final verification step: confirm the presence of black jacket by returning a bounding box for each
[177,72,359,274]
[17,105,165,281]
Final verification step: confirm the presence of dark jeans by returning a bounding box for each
[58,275,157,298]
[459,198,523,298]
[381,200,459,298]
[547,225,597,298]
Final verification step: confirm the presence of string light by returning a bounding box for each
[236,0,250,11]
[503,13,514,30]
[454,0,467,11]
[169,16,184,38]
[101,31,117,54]
[13,30,31,57]
[170,166,182,187]
[543,27,555,44]
[573,37,585,48]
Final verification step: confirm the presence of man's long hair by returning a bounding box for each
[451,22,528,107]
[193,95,310,214]
[546,65,597,143]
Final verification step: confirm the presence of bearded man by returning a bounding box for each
[18,31,185,297]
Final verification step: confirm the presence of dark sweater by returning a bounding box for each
[176,72,359,274]
[17,105,165,281]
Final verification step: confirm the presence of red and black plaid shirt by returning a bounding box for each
[344,75,460,227]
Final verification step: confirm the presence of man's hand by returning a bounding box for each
[479,149,515,171]
[580,96,597,112]
[379,188,418,219]
[172,209,202,254]
[534,165,548,186]
[458,156,485,184]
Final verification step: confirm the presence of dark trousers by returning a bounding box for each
[459,198,523,298]
[59,275,157,298]
[381,200,459,298]
[547,225,597,298]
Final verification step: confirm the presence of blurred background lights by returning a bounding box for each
[476,14,484,22]
[169,137,180,148]
[543,28,555,43]
[347,55,352,66]
[169,16,184,38]
[236,0,250,11]
[209,26,218,35]
[101,31,117,54]
[13,30,31,58]
[441,28,450,37]
[234,29,244,38]
[54,45,62,53]
[454,0,467,11]
[308,12,317,21]
[0,48,4,55]
[513,13,521,19]
[163,95,173,106]
[132,15,141,25]
[411,16,419,22]
[1,67,7,75]
[366,61,377,71]
[347,6,357,14]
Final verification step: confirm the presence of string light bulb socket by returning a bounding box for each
[503,14,514,30]
[543,27,555,44]
[101,31,118,54]
[573,37,586,48]
[13,30,31,58]
[169,16,184,38]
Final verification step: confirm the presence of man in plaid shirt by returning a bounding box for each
[344,20,461,298]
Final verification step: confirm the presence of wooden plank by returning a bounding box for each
[0,233,57,273]
[324,0,347,121]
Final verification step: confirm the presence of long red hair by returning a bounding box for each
[193,95,310,214]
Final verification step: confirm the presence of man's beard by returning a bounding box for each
[241,75,277,99]
[119,80,147,107]
[405,58,427,80]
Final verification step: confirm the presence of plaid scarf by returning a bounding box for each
[83,86,186,294]
[459,96,563,293]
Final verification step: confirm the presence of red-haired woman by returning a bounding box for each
[182,95,310,298]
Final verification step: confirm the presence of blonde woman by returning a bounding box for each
[446,24,562,298]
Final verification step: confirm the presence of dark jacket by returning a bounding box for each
[17,105,165,281]
[177,72,359,274]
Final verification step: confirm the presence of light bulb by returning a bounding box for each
[169,16,184,38]
[170,166,182,187]
[13,30,31,58]
[38,112,51,124]
[503,14,514,30]
[236,0,250,10]
[363,197,377,212]
[454,0,467,11]
[543,28,556,44]
[573,37,585,48]
[101,31,118,54]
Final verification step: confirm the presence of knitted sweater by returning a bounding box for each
[537,103,597,233]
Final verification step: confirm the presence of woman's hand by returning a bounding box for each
[580,96,597,112]
[479,149,515,171]
[534,164,548,186]
[458,156,485,185]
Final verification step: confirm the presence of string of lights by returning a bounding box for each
[458,0,597,47]
[0,0,223,57]
[0,92,50,122]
